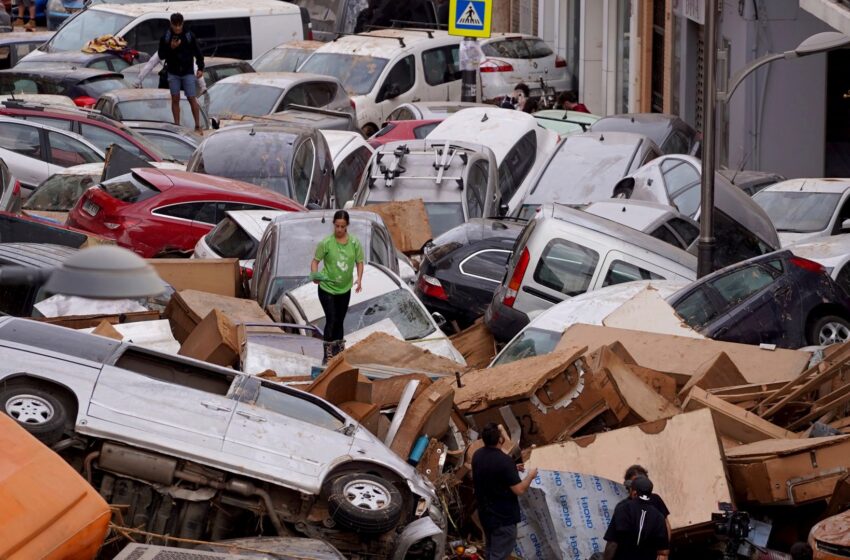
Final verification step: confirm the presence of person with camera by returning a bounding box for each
[158,13,205,133]
[603,475,669,560]
[500,83,534,113]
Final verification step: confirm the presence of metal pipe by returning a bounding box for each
[83,451,100,484]
[697,0,719,278]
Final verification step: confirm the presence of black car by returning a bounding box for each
[0,67,130,107]
[0,242,77,317]
[669,250,850,348]
[416,218,523,329]
[121,56,255,90]
[589,113,701,156]
[14,51,147,73]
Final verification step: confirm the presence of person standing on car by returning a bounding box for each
[13,0,36,31]
[135,51,207,95]
[472,422,538,560]
[158,13,205,134]
[311,210,364,364]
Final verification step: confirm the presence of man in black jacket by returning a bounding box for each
[157,13,204,133]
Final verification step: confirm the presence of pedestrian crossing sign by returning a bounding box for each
[449,0,492,38]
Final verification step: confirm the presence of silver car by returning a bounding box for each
[0,317,445,558]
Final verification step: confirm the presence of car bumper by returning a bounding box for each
[484,297,530,343]
[392,516,447,560]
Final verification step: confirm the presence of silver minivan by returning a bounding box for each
[485,203,697,341]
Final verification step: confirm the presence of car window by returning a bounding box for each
[80,123,146,159]
[493,327,561,366]
[14,44,38,64]
[334,145,371,206]
[154,202,204,221]
[99,173,160,203]
[211,65,246,83]
[713,210,773,269]
[662,131,690,155]
[291,138,315,205]
[205,216,257,259]
[114,348,234,396]
[661,159,700,196]
[118,18,168,55]
[650,224,682,248]
[0,121,42,159]
[708,264,777,311]
[602,260,663,287]
[380,55,415,100]
[90,60,111,71]
[674,287,718,328]
[0,77,39,94]
[109,58,131,73]
[46,131,101,167]
[24,173,98,211]
[303,82,336,107]
[0,47,11,71]
[668,217,699,246]
[299,53,389,96]
[25,116,73,131]
[526,38,554,58]
[78,77,132,99]
[188,17,252,59]
[138,131,195,162]
[422,45,461,86]
[497,130,536,201]
[370,228,391,267]
[209,83,282,117]
[253,47,315,73]
[255,383,344,431]
[461,249,511,282]
[465,159,488,218]
[413,122,438,139]
[672,184,700,217]
[533,238,599,296]
[313,288,435,340]
[482,38,531,59]
[387,107,415,121]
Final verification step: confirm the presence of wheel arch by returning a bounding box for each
[1,373,81,421]
[805,303,850,342]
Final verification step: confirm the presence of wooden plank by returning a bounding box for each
[678,352,747,400]
[598,346,680,422]
[787,384,850,431]
[448,319,497,370]
[683,387,796,444]
[760,361,850,419]
[758,342,850,414]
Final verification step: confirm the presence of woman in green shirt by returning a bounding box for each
[311,210,365,363]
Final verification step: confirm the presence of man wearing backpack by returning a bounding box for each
[158,13,205,133]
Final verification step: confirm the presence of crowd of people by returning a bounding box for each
[499,82,592,115]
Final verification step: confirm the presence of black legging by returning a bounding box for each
[318,287,351,342]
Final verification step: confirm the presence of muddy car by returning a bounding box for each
[0,318,446,558]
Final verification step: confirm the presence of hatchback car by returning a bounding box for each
[0,67,130,108]
[589,113,701,156]
[280,263,465,363]
[123,121,201,163]
[14,51,143,73]
[752,179,850,247]
[417,218,523,329]
[121,56,254,90]
[194,209,285,265]
[786,234,850,297]
[252,39,323,72]
[478,33,571,103]
[187,123,334,209]
[0,32,55,70]
[66,168,305,257]
[206,72,353,120]
[369,119,441,148]
[485,203,697,341]
[668,250,850,348]
[0,317,446,558]
[94,88,210,130]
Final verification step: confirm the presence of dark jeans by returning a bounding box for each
[484,524,517,560]
[317,286,350,342]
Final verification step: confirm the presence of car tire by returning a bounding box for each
[326,472,404,534]
[808,315,850,346]
[0,382,72,445]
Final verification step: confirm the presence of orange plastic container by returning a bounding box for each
[0,414,110,559]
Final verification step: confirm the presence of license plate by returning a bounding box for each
[82,199,100,217]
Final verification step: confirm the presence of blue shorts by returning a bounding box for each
[167,73,196,98]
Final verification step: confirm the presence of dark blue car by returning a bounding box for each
[669,250,850,348]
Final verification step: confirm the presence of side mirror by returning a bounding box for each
[431,312,447,328]
[499,202,509,216]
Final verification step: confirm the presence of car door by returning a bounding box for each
[597,252,665,289]
[88,348,239,451]
[0,121,47,191]
[224,377,354,493]
[150,201,212,253]
[375,55,417,123]
[44,129,103,177]
[420,44,462,104]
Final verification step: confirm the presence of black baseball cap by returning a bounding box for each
[631,475,653,501]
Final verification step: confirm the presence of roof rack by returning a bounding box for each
[367,24,436,37]
[371,143,465,188]
[332,31,406,47]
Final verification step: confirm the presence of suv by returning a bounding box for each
[485,203,697,341]
[0,317,446,558]
[299,29,463,135]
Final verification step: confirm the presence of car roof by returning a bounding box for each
[0,242,76,268]
[582,200,688,232]
[203,122,314,142]
[0,67,123,80]
[131,168,305,205]
[759,178,850,194]
[225,210,287,240]
[214,72,336,88]
[123,120,196,135]
[544,203,697,269]
[56,163,106,176]
[427,107,548,161]
[270,208,382,227]
[481,32,542,42]
[93,0,299,17]
[314,29,458,57]
[395,101,490,118]
[272,40,324,51]
[290,264,401,321]
[430,217,524,247]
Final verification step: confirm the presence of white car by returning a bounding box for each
[385,101,489,122]
[478,33,571,103]
[785,234,850,294]
[491,280,688,366]
[582,199,699,252]
[0,115,104,194]
[426,107,559,212]
[320,129,374,206]
[279,264,466,364]
[752,179,850,247]
[194,209,285,268]
[298,29,463,136]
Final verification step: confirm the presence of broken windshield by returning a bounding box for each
[313,289,434,340]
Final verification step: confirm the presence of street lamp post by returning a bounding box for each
[698,26,850,277]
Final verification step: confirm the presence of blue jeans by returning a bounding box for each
[167,72,196,98]
[484,524,517,560]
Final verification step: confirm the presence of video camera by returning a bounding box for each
[711,502,751,559]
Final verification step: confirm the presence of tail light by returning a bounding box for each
[350,98,356,110]
[12,179,20,198]
[790,256,826,274]
[73,96,97,108]
[242,266,254,280]
[503,247,530,308]
[480,59,514,73]
[555,56,567,68]
[418,274,448,300]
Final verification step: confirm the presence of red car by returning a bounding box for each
[67,168,305,257]
[368,119,442,148]
[0,102,169,162]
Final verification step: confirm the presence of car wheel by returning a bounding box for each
[361,123,378,137]
[808,315,850,346]
[327,472,404,533]
[0,382,72,445]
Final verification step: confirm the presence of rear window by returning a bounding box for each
[0,319,120,362]
[24,173,99,211]
[205,216,258,259]
[98,173,160,203]
[534,238,599,296]
[77,76,132,98]
[482,39,530,59]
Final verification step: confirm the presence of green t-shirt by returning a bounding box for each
[314,234,364,294]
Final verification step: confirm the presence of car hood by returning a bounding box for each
[778,231,824,247]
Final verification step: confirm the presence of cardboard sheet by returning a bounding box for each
[353,199,432,253]
[529,409,732,531]
[449,319,497,369]
[331,332,466,375]
[602,287,704,339]
[80,319,179,354]
[597,346,680,423]
[678,352,747,399]
[165,289,273,343]
[149,259,243,298]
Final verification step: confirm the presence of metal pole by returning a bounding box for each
[697,0,718,278]
[461,37,478,102]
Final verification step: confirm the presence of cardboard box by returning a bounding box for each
[678,352,747,400]
[353,199,432,254]
[165,290,273,343]
[178,309,242,367]
[449,319,497,369]
[149,259,243,297]
[91,320,124,341]
[725,436,850,505]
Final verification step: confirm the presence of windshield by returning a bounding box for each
[253,48,316,73]
[424,202,465,237]
[312,288,435,340]
[205,216,258,259]
[492,327,561,366]
[78,77,132,98]
[753,191,842,233]
[207,83,283,117]
[299,53,388,96]
[48,11,132,53]
[114,99,209,129]
[24,173,99,211]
